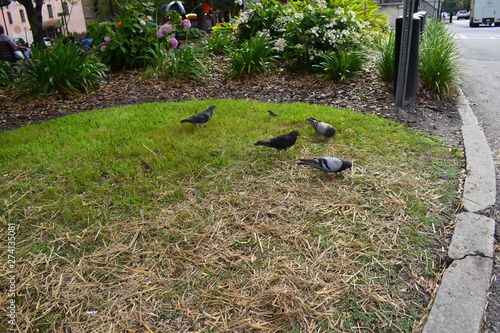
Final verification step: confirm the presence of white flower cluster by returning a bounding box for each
[316,0,327,9]
[274,38,286,52]
[310,26,320,38]
[325,18,337,28]
[294,12,304,19]
[237,11,251,25]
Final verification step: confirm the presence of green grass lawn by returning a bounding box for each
[0,99,461,332]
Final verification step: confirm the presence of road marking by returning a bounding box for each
[455,34,500,39]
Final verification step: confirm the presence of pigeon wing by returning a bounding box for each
[317,122,336,137]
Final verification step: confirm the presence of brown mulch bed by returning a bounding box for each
[0,60,462,146]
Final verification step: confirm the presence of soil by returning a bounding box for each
[0,60,463,147]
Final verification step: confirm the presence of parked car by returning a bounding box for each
[13,37,27,47]
[43,37,52,46]
[457,10,470,20]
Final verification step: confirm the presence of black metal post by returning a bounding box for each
[395,0,417,109]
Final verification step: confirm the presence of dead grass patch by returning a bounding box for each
[2,158,459,332]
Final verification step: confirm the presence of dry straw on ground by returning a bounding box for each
[1,146,459,332]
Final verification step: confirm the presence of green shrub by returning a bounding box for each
[314,50,366,82]
[233,0,287,40]
[232,0,389,70]
[373,31,395,83]
[224,32,278,80]
[419,19,460,96]
[17,43,107,100]
[141,45,209,85]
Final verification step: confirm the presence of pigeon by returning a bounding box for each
[180,105,216,128]
[306,117,336,140]
[297,157,352,179]
[254,130,300,152]
[268,110,278,117]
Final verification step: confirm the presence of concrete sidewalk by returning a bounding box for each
[422,89,497,333]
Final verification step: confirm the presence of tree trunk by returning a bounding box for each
[195,0,207,32]
[18,0,44,46]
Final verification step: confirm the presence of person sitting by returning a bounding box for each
[81,34,93,51]
[0,25,31,60]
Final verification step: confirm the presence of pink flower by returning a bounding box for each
[100,42,107,52]
[139,30,143,33]
[183,19,191,28]
[104,36,111,43]
[157,29,164,38]
[170,37,178,48]
[161,24,173,35]
[148,8,154,12]
[147,16,153,21]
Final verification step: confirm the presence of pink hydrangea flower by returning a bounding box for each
[100,42,107,52]
[183,19,191,28]
[157,29,164,38]
[161,24,173,35]
[104,36,111,43]
[148,8,154,12]
[147,16,153,21]
[170,37,178,48]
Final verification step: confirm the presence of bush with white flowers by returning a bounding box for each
[231,0,389,70]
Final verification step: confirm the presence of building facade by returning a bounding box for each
[0,0,96,44]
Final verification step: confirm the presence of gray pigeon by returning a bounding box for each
[180,105,216,128]
[306,118,336,140]
[297,157,352,179]
[254,130,300,152]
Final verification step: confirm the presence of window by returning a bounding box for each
[7,12,13,25]
[47,4,54,18]
[19,9,26,23]
[63,2,69,15]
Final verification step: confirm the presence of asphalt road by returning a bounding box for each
[448,19,500,332]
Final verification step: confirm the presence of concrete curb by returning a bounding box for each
[422,89,496,333]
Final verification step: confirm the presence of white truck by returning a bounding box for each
[469,0,500,27]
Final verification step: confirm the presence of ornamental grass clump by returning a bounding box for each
[17,42,107,101]
[141,44,209,85]
[314,50,366,82]
[0,60,16,87]
[419,19,460,96]
[225,32,279,80]
[373,31,396,83]
[201,31,234,55]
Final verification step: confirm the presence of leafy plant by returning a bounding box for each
[17,42,107,100]
[141,45,209,85]
[314,50,366,82]
[224,32,278,80]
[373,31,395,83]
[88,2,175,71]
[419,19,460,96]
